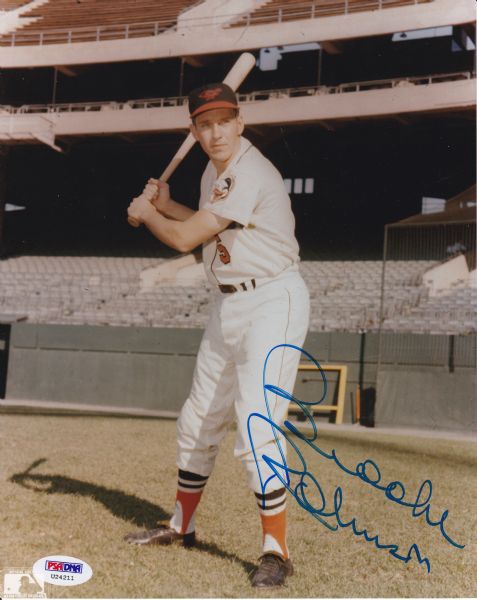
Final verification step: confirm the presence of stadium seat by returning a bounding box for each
[0,0,33,9]
[1,256,474,333]
[0,0,201,46]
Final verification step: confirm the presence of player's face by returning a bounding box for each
[191,108,244,173]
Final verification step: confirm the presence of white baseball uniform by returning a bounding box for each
[176,136,310,497]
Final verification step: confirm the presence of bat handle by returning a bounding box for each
[127,215,142,228]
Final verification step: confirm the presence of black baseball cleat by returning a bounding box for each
[123,524,196,548]
[251,553,294,587]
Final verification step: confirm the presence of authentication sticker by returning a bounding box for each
[32,555,92,587]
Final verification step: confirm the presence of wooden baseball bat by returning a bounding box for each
[128,51,256,227]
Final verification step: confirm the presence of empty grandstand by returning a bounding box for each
[2,255,476,335]
[0,0,472,68]
[0,1,32,9]
[0,0,475,430]
[0,0,201,45]
[229,0,434,27]
[379,184,476,333]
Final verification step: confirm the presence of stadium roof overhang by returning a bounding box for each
[388,184,476,227]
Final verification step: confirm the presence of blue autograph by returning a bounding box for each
[247,344,465,574]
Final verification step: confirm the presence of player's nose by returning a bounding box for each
[211,123,223,139]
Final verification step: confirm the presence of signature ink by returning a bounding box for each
[247,343,465,573]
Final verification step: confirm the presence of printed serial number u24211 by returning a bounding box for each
[50,574,75,581]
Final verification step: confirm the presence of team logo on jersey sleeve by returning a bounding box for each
[211,175,235,203]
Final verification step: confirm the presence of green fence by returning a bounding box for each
[2,323,475,431]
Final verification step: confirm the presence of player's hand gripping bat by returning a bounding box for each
[127,52,256,227]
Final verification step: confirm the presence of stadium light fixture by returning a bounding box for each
[5,203,26,212]
[392,26,453,42]
[393,25,475,51]
[258,42,320,71]
[452,33,475,52]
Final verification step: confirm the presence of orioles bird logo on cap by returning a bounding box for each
[199,87,223,101]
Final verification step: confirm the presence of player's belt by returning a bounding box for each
[218,279,256,293]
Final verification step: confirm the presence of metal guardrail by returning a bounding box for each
[238,71,474,101]
[2,0,430,46]
[7,20,173,46]
[0,71,472,116]
[2,96,189,114]
[233,0,425,26]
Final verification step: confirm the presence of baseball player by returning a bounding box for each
[125,83,310,587]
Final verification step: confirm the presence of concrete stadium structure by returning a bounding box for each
[0,0,475,432]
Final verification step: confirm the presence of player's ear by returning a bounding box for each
[236,113,244,136]
[190,121,199,140]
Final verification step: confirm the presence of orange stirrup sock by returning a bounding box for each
[256,488,289,559]
[170,470,208,535]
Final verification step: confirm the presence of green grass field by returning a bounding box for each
[1,414,476,598]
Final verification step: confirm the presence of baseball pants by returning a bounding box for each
[176,268,310,494]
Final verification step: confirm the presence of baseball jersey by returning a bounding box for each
[199,137,300,286]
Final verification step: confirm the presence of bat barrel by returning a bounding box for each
[223,53,256,91]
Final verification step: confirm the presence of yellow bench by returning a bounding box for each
[288,363,348,425]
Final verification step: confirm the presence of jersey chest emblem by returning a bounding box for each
[214,234,231,264]
[211,175,235,203]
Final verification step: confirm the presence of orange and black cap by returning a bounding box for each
[188,82,239,119]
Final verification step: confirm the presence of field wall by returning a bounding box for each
[1,323,475,431]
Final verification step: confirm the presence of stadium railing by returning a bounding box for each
[2,71,473,115]
[228,0,432,28]
[0,0,433,46]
